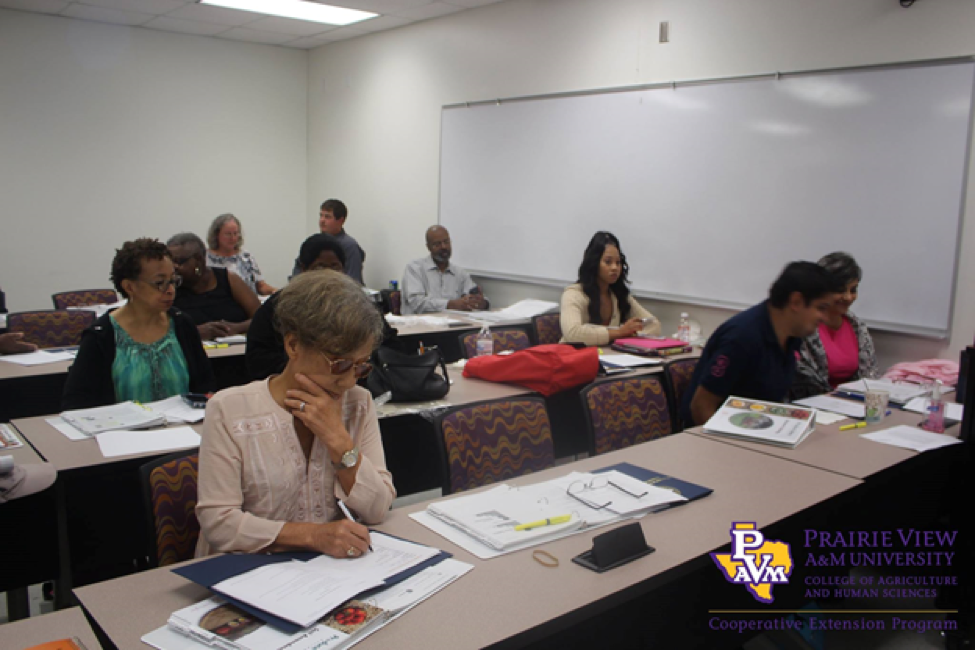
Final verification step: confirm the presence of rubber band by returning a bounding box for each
[532,550,559,568]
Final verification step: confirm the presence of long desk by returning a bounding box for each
[12,418,205,609]
[73,433,862,650]
[0,607,102,649]
[388,312,534,362]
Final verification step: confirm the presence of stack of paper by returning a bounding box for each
[146,395,207,424]
[96,427,201,458]
[793,394,865,419]
[449,299,558,324]
[703,397,815,448]
[861,425,963,452]
[60,401,166,436]
[836,379,930,405]
[0,350,76,366]
[145,557,473,650]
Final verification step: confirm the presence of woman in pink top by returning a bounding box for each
[792,252,879,399]
[195,270,395,559]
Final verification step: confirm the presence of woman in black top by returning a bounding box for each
[168,233,261,340]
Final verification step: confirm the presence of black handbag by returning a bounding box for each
[366,346,450,403]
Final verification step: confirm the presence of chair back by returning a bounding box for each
[6,310,95,348]
[532,313,562,345]
[458,327,532,359]
[51,288,118,310]
[140,452,200,567]
[580,375,672,456]
[434,396,554,495]
[664,357,699,432]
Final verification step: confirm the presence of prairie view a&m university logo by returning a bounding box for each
[711,522,793,603]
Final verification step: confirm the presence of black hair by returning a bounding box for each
[298,234,346,271]
[320,199,348,221]
[110,238,172,299]
[166,232,207,259]
[817,252,862,288]
[576,231,632,324]
[768,261,842,308]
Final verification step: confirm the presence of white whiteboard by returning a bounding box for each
[439,61,975,338]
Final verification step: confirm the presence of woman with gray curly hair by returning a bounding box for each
[195,270,395,558]
[206,213,277,296]
[792,251,880,399]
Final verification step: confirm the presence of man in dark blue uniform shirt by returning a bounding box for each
[682,262,840,427]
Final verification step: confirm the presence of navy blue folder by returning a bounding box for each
[593,462,713,507]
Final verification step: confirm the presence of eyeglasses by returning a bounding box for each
[318,351,373,379]
[566,477,648,510]
[141,275,182,292]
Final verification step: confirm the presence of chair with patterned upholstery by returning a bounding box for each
[51,288,118,310]
[434,396,554,495]
[458,327,532,359]
[140,452,200,568]
[580,375,673,456]
[6,310,95,348]
[531,313,562,345]
[664,357,699,433]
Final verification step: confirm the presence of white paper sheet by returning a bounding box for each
[46,417,91,441]
[215,334,247,344]
[0,423,24,449]
[305,532,440,584]
[814,411,849,426]
[145,395,206,424]
[599,354,664,368]
[860,425,963,452]
[794,395,865,419]
[0,350,75,366]
[903,397,964,421]
[95,426,201,458]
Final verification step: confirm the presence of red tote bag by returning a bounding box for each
[462,344,599,396]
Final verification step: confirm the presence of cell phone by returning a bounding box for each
[182,393,209,409]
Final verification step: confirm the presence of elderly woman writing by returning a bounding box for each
[195,270,396,558]
[206,213,277,296]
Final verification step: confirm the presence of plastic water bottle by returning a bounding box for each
[677,312,691,343]
[475,324,494,357]
[921,380,946,434]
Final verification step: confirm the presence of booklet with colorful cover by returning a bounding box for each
[703,397,815,448]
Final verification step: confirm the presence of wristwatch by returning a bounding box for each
[334,446,359,470]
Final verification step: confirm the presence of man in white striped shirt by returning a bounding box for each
[401,226,488,314]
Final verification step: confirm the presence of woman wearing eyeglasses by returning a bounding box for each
[195,270,395,559]
[62,238,214,410]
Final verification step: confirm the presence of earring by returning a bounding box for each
[195,266,202,277]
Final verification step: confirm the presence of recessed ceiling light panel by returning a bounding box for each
[200,0,377,26]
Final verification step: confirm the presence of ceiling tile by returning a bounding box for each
[313,25,366,41]
[327,0,430,13]
[389,1,461,20]
[76,0,186,15]
[143,15,229,35]
[350,14,412,32]
[217,26,295,45]
[245,15,337,36]
[282,36,328,49]
[443,0,504,7]
[0,0,69,13]
[61,3,155,25]
[165,2,261,26]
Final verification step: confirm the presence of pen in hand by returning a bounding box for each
[337,500,373,552]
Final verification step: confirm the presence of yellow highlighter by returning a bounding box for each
[839,421,867,431]
[514,515,572,531]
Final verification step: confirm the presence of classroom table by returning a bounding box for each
[388,312,534,362]
[1,427,59,622]
[0,607,102,649]
[685,405,954,480]
[73,433,862,650]
[12,418,205,610]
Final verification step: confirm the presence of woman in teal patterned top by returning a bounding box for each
[63,239,214,410]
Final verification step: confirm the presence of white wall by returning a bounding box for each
[307,0,975,370]
[0,9,308,311]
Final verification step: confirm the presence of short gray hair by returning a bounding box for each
[817,251,862,287]
[167,232,206,258]
[207,214,242,252]
[274,270,383,356]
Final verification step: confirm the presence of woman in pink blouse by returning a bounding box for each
[792,252,879,399]
[196,270,395,559]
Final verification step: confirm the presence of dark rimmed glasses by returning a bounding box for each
[141,275,182,292]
